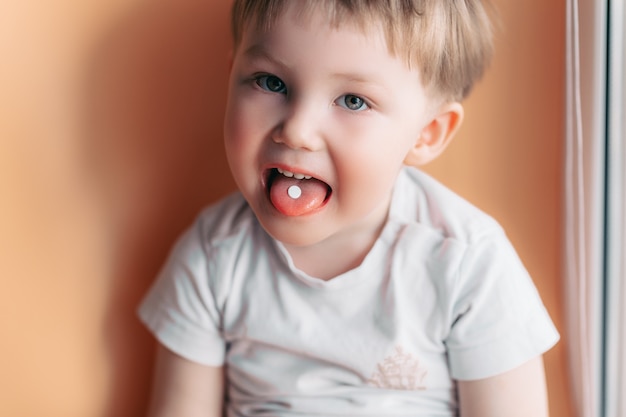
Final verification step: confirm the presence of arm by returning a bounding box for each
[146,344,225,417]
[458,356,550,417]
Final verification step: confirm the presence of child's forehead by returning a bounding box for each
[243,3,384,40]
[238,3,410,67]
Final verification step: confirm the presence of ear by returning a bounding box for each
[404,102,464,166]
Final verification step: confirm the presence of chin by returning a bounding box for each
[260,217,329,248]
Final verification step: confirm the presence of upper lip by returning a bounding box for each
[262,164,333,198]
[276,167,312,180]
[263,163,326,185]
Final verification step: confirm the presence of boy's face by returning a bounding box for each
[224,6,436,248]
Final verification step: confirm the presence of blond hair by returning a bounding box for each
[231,0,494,101]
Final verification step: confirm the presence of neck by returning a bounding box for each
[283,209,389,281]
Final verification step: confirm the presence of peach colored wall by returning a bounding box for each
[0,1,572,416]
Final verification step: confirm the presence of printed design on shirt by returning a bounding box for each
[367,346,428,391]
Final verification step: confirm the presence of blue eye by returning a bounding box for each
[256,75,287,94]
[337,94,369,111]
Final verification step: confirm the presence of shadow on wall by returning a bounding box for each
[83,1,234,415]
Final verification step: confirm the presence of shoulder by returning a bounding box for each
[194,192,258,244]
[388,168,516,295]
[137,192,260,367]
[390,170,537,287]
[391,167,503,245]
[162,192,268,292]
[389,170,559,380]
[171,192,260,257]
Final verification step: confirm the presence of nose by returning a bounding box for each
[272,101,325,151]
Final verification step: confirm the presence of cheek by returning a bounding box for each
[225,98,275,147]
[330,127,413,202]
[334,120,414,168]
[224,104,253,173]
[224,97,247,141]
[334,146,399,196]
[224,121,256,172]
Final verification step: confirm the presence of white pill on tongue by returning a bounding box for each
[288,185,302,199]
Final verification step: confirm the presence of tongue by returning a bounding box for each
[270,175,328,216]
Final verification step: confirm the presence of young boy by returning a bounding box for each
[139,1,560,416]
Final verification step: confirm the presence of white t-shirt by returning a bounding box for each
[139,167,559,416]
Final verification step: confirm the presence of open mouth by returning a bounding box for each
[265,168,332,216]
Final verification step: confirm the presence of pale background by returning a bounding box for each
[0,0,573,416]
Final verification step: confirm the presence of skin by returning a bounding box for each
[146,4,551,416]
[146,346,224,417]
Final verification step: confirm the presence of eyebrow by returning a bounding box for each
[242,43,290,70]
[330,72,377,85]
